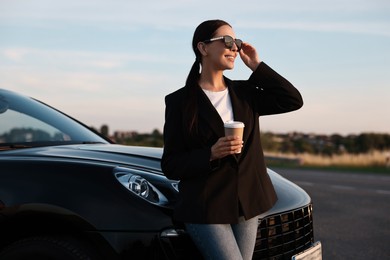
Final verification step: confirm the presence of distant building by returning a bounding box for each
[112,131,138,142]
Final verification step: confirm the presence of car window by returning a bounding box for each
[0,89,109,147]
[0,110,70,143]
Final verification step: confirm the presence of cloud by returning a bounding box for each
[237,20,390,37]
[0,47,185,69]
[3,48,29,62]
[2,0,389,34]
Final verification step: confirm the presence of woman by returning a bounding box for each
[161,19,303,260]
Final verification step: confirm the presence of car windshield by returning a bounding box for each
[0,89,109,149]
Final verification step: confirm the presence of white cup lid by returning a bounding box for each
[224,121,245,128]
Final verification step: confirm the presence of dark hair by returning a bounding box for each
[185,19,231,135]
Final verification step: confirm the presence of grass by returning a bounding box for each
[264,150,390,174]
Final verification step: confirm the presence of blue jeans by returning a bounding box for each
[185,215,259,260]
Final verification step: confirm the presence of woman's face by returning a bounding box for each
[202,25,239,71]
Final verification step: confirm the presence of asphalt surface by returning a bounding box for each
[273,167,390,260]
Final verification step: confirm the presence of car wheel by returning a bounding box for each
[0,235,100,260]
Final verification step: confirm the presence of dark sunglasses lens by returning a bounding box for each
[224,36,234,48]
[224,36,242,51]
[235,39,242,51]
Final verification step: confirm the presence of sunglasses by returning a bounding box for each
[203,35,243,51]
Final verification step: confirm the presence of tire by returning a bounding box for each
[0,235,100,260]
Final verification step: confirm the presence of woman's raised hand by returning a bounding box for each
[239,42,261,71]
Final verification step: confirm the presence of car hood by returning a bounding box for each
[1,143,311,215]
[1,144,163,172]
[78,144,163,159]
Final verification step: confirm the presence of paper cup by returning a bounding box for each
[224,121,245,153]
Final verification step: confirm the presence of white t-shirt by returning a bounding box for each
[202,88,234,123]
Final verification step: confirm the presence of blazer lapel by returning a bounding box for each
[227,79,252,144]
[227,80,253,161]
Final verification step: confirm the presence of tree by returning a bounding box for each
[100,124,109,137]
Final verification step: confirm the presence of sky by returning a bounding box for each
[0,0,389,136]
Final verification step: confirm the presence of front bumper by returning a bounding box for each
[158,204,315,260]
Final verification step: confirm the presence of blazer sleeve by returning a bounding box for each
[247,62,303,115]
[161,93,214,181]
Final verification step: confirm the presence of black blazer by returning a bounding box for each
[161,62,303,224]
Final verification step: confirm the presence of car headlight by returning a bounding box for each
[115,172,168,206]
[128,175,149,198]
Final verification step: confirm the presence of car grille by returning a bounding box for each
[160,204,314,260]
[253,204,314,259]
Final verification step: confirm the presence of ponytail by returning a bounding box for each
[186,58,201,86]
[184,59,201,135]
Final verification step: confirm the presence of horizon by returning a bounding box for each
[99,124,390,137]
[1,0,389,136]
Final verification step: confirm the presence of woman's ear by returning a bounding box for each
[197,42,208,56]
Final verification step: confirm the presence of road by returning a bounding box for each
[273,167,390,260]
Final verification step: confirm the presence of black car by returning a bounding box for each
[0,88,321,260]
